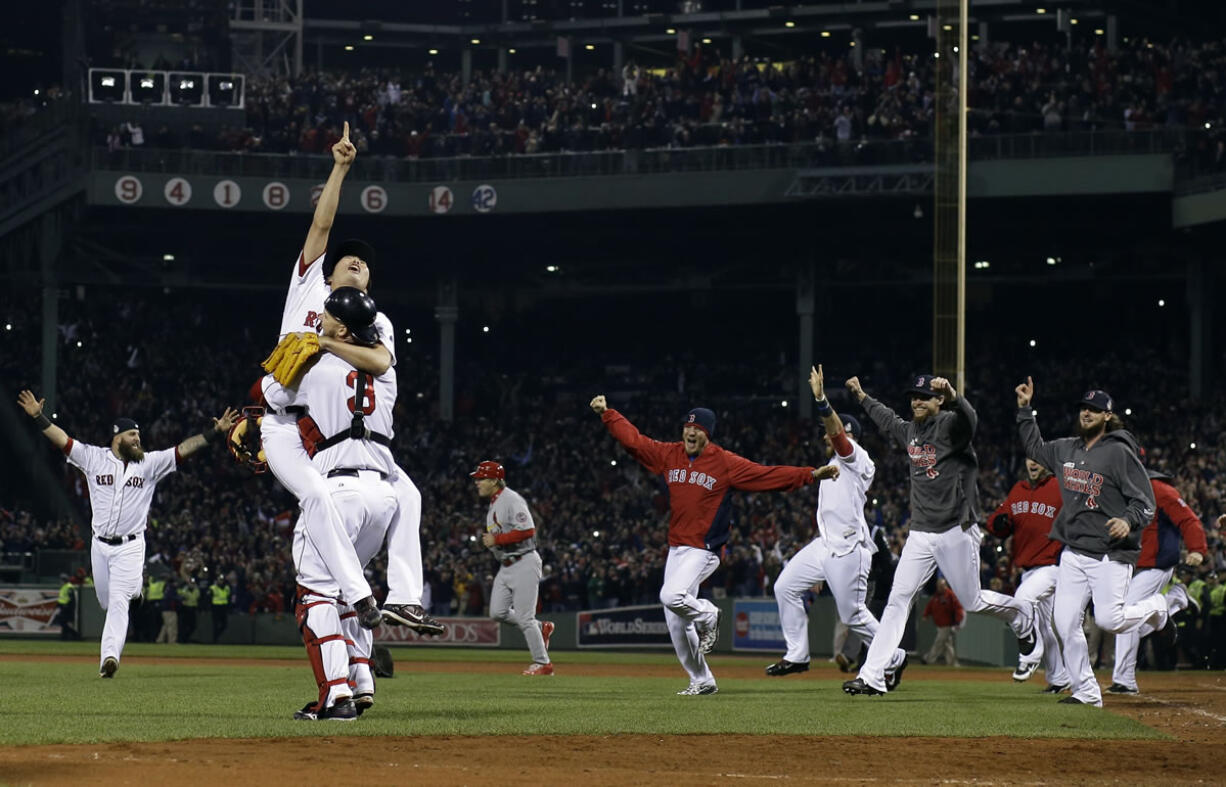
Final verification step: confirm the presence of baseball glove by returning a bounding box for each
[227,406,268,473]
[261,331,321,387]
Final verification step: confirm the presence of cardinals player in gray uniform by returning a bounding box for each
[471,461,554,675]
[266,288,400,720]
[17,390,235,678]
[1016,382,1188,707]
[260,121,439,636]
[767,367,908,685]
[843,374,1039,696]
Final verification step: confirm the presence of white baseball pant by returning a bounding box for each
[1054,550,1170,706]
[384,466,424,606]
[490,550,549,664]
[858,526,1035,691]
[1014,565,1069,685]
[775,539,905,671]
[91,535,144,669]
[1111,566,1174,691]
[293,471,397,598]
[660,546,721,686]
[264,415,371,604]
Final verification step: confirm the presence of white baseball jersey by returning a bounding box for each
[263,249,397,410]
[815,441,877,556]
[486,487,536,562]
[64,440,178,539]
[266,352,397,477]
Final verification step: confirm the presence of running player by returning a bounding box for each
[17,390,235,678]
[842,374,1039,696]
[591,394,824,696]
[767,366,908,686]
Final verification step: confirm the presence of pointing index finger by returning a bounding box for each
[342,121,350,141]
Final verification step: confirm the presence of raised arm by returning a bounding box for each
[724,451,818,492]
[932,376,977,445]
[17,390,69,450]
[810,365,852,459]
[847,376,908,448]
[302,122,356,265]
[175,407,239,460]
[590,396,670,474]
[1015,376,1059,471]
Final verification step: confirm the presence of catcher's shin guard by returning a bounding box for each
[340,602,376,697]
[296,586,352,709]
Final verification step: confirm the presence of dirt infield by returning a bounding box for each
[4,659,1223,785]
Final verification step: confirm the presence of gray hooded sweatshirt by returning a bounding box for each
[860,393,980,533]
[1017,408,1155,564]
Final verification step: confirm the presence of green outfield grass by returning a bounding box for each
[0,642,1166,745]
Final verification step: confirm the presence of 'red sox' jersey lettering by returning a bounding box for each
[667,467,718,490]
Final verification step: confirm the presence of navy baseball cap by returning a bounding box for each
[112,417,140,435]
[323,238,376,280]
[821,414,862,441]
[683,408,716,437]
[1078,390,1114,413]
[905,374,941,398]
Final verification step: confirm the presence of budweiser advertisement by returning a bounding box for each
[0,587,61,635]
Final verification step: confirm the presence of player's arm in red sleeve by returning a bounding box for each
[598,408,670,474]
[985,487,1017,539]
[724,451,816,492]
[808,365,853,457]
[494,528,535,546]
[302,122,355,267]
[1155,482,1209,556]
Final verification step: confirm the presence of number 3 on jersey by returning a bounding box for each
[346,371,376,415]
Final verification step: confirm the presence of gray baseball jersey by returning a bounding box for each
[1017,408,1155,564]
[486,487,536,561]
[860,393,980,532]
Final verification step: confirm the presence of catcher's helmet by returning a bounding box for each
[323,238,376,280]
[325,286,379,346]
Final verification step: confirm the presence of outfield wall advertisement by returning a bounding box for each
[731,599,786,652]
[376,618,500,647]
[576,604,673,648]
[0,588,61,636]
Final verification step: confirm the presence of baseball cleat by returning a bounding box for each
[1017,625,1037,659]
[382,603,445,636]
[697,609,721,655]
[522,662,555,676]
[765,659,810,677]
[842,678,885,696]
[1106,683,1139,695]
[677,682,718,696]
[1041,683,1070,694]
[294,699,358,721]
[1012,658,1040,682]
[1155,610,1180,649]
[834,653,855,673]
[99,657,118,679]
[354,693,374,717]
[1057,696,1087,705]
[885,654,909,691]
[353,596,383,630]
[540,620,555,651]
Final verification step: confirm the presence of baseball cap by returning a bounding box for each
[1078,390,1114,413]
[112,417,140,435]
[683,407,716,437]
[323,238,376,280]
[834,414,862,441]
[905,374,941,398]
[470,460,506,480]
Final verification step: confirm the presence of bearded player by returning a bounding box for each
[767,366,908,687]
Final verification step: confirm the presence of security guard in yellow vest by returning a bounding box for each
[178,579,201,643]
[144,575,166,642]
[1206,573,1226,669]
[210,576,231,643]
[55,574,80,640]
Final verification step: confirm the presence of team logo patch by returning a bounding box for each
[688,414,696,423]
[915,376,926,388]
[515,512,528,523]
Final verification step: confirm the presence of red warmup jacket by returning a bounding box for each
[601,409,816,550]
[1138,477,1208,569]
[986,475,1064,571]
[923,588,964,627]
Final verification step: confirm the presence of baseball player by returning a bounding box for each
[591,394,822,696]
[843,374,1039,697]
[17,390,236,678]
[259,121,440,636]
[1015,381,1189,706]
[1107,453,1208,695]
[986,458,1070,691]
[266,288,400,721]
[471,461,555,675]
[767,366,908,685]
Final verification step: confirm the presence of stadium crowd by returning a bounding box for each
[4,287,1223,666]
[79,35,1226,172]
